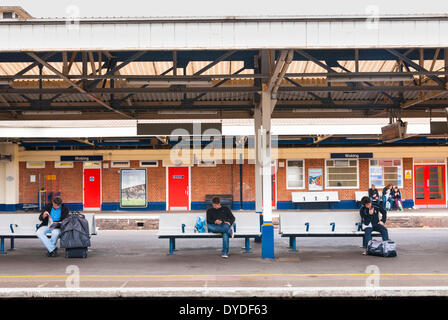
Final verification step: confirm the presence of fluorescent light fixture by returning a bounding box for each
[0,79,12,86]
[157,110,218,115]
[326,75,414,82]
[292,108,352,113]
[127,79,213,87]
[22,111,82,115]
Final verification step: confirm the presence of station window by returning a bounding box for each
[26,161,45,169]
[197,160,217,167]
[325,159,358,188]
[111,161,130,168]
[370,159,402,188]
[55,161,74,168]
[286,159,305,189]
[139,160,158,167]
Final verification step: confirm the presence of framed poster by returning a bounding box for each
[308,168,323,191]
[120,169,147,208]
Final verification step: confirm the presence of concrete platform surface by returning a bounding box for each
[1,228,448,297]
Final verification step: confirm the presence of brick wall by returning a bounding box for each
[18,157,420,208]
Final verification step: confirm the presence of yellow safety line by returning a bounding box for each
[1,273,448,279]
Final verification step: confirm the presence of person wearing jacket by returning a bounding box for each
[368,184,380,204]
[36,197,70,257]
[359,196,390,255]
[381,184,394,211]
[206,196,235,258]
[392,186,403,211]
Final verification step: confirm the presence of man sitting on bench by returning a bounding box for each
[206,196,235,258]
[359,196,389,255]
[36,197,70,257]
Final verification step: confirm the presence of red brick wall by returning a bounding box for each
[402,158,413,201]
[19,161,83,204]
[18,157,418,207]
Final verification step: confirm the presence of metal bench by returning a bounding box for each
[278,211,381,252]
[158,212,261,255]
[0,213,97,254]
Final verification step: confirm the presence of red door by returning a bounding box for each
[414,165,446,206]
[168,167,189,211]
[84,168,101,209]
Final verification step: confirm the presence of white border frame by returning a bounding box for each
[285,159,305,190]
[83,161,102,211]
[324,158,359,189]
[412,157,448,208]
[120,168,147,208]
[368,158,404,189]
[111,160,130,168]
[139,160,159,168]
[166,166,191,211]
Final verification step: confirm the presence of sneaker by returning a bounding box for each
[362,250,367,256]
[47,248,58,257]
[221,254,229,258]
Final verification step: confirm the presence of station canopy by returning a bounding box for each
[1,10,448,148]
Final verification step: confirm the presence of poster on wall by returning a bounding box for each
[120,169,147,208]
[308,168,323,191]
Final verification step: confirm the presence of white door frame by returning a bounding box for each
[83,161,102,211]
[166,166,191,211]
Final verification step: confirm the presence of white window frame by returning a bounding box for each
[111,160,130,168]
[26,161,45,169]
[286,159,305,190]
[139,160,159,168]
[369,158,403,189]
[325,159,359,189]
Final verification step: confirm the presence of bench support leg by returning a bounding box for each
[289,237,298,253]
[8,237,15,251]
[168,238,175,255]
[243,237,252,253]
[0,237,6,254]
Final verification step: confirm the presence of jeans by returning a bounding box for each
[363,224,389,248]
[382,196,394,211]
[394,198,403,210]
[36,226,61,253]
[207,223,232,255]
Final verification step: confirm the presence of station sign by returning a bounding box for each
[330,153,373,159]
[60,155,103,161]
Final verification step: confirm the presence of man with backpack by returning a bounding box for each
[206,197,235,258]
[36,196,70,257]
[359,196,390,255]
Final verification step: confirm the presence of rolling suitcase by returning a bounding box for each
[60,212,91,259]
[65,247,88,259]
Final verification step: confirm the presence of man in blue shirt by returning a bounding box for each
[36,197,70,257]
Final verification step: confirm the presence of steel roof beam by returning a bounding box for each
[26,52,134,119]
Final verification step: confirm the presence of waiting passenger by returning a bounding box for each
[36,197,70,257]
[360,196,390,255]
[368,184,380,204]
[206,196,235,258]
[392,186,403,211]
[382,184,394,211]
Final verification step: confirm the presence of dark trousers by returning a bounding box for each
[363,224,389,248]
